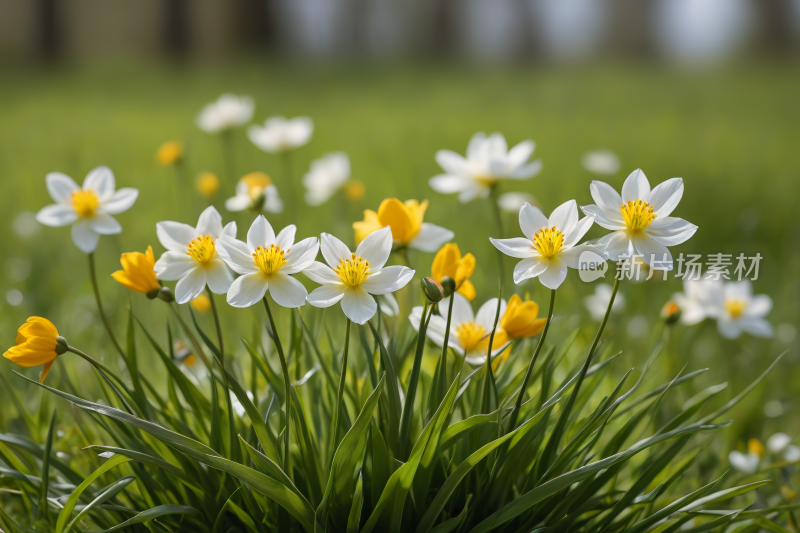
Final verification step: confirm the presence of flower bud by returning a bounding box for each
[157,286,174,303]
[439,276,456,298]
[55,336,70,355]
[421,277,444,303]
[660,301,681,326]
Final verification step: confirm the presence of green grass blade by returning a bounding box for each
[65,476,136,532]
[38,409,56,524]
[94,504,199,532]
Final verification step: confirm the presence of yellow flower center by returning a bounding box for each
[253,244,289,275]
[475,176,498,187]
[335,254,371,287]
[532,226,565,259]
[620,200,656,231]
[455,322,487,352]
[186,235,217,264]
[71,190,100,217]
[241,172,272,200]
[725,299,748,318]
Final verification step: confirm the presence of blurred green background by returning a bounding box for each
[0,58,798,451]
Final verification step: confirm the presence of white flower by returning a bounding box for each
[304,227,414,324]
[582,169,697,270]
[784,445,800,463]
[584,283,625,322]
[767,433,791,454]
[303,152,351,206]
[154,206,237,304]
[36,166,139,253]
[582,150,620,175]
[216,216,318,309]
[728,450,760,474]
[430,132,542,203]
[196,94,254,133]
[490,200,596,289]
[410,293,508,365]
[379,293,400,317]
[497,192,536,213]
[225,172,283,213]
[711,280,773,339]
[248,116,313,153]
[671,275,723,326]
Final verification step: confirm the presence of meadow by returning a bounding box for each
[0,59,798,532]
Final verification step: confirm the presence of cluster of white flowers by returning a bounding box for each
[729,432,800,475]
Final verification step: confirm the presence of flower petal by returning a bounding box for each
[548,199,579,234]
[71,219,99,253]
[268,272,308,308]
[355,226,392,270]
[36,204,77,227]
[475,297,506,330]
[597,231,634,262]
[538,258,568,289]
[262,184,284,213]
[320,233,352,268]
[205,259,234,294]
[631,232,672,270]
[46,172,79,204]
[562,216,595,249]
[508,160,542,179]
[274,224,296,250]
[409,223,454,253]
[621,168,651,203]
[157,221,196,252]
[745,294,772,318]
[340,287,377,324]
[154,251,197,280]
[83,166,116,202]
[100,188,138,215]
[307,284,347,308]
[589,182,626,223]
[646,217,697,246]
[247,215,276,250]
[225,194,251,212]
[519,203,549,240]
[216,236,258,275]
[429,174,471,194]
[222,221,237,239]
[581,204,626,230]
[175,267,207,304]
[88,214,122,235]
[303,261,341,285]
[442,293,475,326]
[283,237,319,274]
[490,237,537,259]
[717,318,742,339]
[435,150,471,175]
[196,206,224,238]
[648,177,684,218]
[227,272,268,308]
[506,140,534,169]
[361,265,414,295]
[513,256,548,284]
[738,317,774,338]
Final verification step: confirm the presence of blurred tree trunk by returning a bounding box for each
[607,0,656,58]
[164,0,188,55]
[756,0,795,55]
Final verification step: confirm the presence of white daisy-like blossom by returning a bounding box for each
[248,116,313,153]
[196,94,254,133]
[154,206,237,304]
[303,152,351,206]
[711,280,773,339]
[498,192,536,214]
[430,132,542,203]
[581,169,697,270]
[490,200,596,290]
[767,433,792,455]
[582,150,620,175]
[35,166,139,254]
[215,216,319,309]
[584,283,625,322]
[225,174,283,213]
[304,227,414,325]
[409,293,507,366]
[728,450,760,475]
[671,275,722,326]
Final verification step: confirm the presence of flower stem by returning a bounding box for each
[481,285,504,412]
[506,288,556,432]
[166,301,211,370]
[573,275,621,395]
[206,287,225,364]
[329,318,352,462]
[399,301,431,459]
[263,297,292,473]
[431,295,456,417]
[88,253,126,359]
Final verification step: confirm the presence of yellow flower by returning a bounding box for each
[242,172,272,195]
[3,317,63,383]
[343,180,365,201]
[196,172,220,198]
[500,294,546,340]
[748,438,766,458]
[191,294,211,312]
[353,198,453,251]
[111,246,160,296]
[432,243,476,301]
[157,141,183,166]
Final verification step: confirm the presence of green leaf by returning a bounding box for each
[225,368,280,463]
[94,505,199,532]
[65,476,136,532]
[367,321,402,456]
[84,446,199,489]
[428,494,472,533]
[346,474,364,533]
[675,480,771,515]
[39,409,56,522]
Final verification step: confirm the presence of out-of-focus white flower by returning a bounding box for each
[627,314,649,338]
[672,276,723,326]
[490,200,596,289]
[154,206,237,304]
[585,283,625,322]
[777,323,796,344]
[497,192,535,213]
[6,289,23,306]
[379,293,400,317]
[430,132,542,203]
[248,116,313,153]
[216,216,318,309]
[304,227,415,324]
[728,450,760,474]
[303,152,351,206]
[410,293,509,365]
[13,211,40,239]
[764,400,784,418]
[582,169,697,270]
[36,166,139,253]
[767,433,791,454]
[582,150,620,175]
[225,172,283,213]
[784,445,800,463]
[711,280,773,339]
[196,94,254,133]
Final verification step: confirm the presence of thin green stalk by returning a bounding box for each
[329,319,352,463]
[506,288,556,433]
[481,285,504,412]
[206,288,238,461]
[206,287,225,364]
[88,253,126,359]
[263,297,292,473]
[399,301,431,459]
[430,294,456,419]
[167,301,211,369]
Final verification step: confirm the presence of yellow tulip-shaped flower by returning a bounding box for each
[4,317,66,383]
[500,294,546,340]
[111,246,161,296]
[431,243,476,301]
[190,294,212,312]
[157,141,183,166]
[352,198,453,252]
